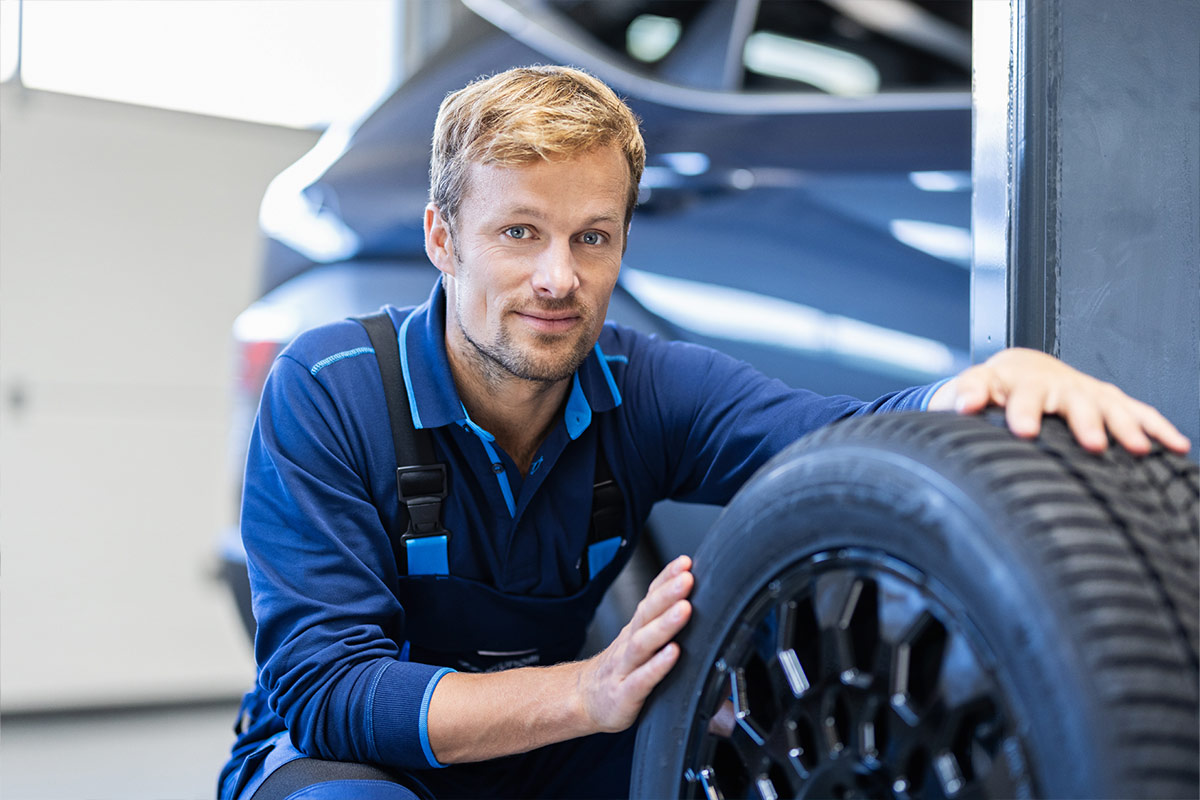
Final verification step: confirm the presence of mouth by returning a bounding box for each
[513,309,583,334]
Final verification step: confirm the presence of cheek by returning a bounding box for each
[589,257,623,298]
[460,284,492,327]
[456,274,512,336]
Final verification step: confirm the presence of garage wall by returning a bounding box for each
[1053,0,1200,448]
[0,84,320,710]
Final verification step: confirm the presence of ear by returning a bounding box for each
[424,203,456,276]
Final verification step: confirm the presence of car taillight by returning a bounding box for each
[237,339,284,399]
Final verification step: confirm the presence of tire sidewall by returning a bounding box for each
[634,440,1114,799]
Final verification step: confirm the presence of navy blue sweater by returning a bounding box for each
[223,280,942,786]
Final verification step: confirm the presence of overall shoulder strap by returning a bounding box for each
[355,310,450,576]
[583,444,626,580]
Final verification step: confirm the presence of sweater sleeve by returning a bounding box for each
[616,332,944,506]
[242,351,452,770]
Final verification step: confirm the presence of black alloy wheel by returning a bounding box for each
[632,411,1199,800]
[686,550,1032,799]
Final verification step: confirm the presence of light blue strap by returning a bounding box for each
[405,535,449,576]
[587,536,622,580]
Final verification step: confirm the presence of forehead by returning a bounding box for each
[461,146,629,223]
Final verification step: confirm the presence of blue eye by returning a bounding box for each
[505,226,528,239]
[581,232,604,245]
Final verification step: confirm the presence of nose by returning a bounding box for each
[530,238,579,299]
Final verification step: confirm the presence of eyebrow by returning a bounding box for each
[501,206,623,228]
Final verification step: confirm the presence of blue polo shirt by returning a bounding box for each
[223,279,943,793]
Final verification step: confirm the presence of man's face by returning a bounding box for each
[429,146,629,385]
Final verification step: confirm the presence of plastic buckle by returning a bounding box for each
[401,528,450,576]
[396,464,448,501]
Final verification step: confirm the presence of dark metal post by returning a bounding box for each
[972,0,1200,448]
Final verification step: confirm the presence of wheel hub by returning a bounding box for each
[680,549,1036,800]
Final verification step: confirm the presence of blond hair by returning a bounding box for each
[430,65,645,230]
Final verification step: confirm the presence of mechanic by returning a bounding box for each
[218,65,1190,800]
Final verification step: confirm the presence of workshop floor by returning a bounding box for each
[1,699,240,800]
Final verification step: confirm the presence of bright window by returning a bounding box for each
[14,0,399,129]
[1,1,19,82]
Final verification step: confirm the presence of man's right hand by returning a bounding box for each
[425,555,694,764]
[576,554,694,732]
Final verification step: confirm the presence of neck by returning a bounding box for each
[447,335,570,476]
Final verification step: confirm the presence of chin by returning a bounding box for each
[510,339,592,383]
[511,353,583,383]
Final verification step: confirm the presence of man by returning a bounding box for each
[219,66,1189,800]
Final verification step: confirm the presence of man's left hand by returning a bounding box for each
[928,347,1191,455]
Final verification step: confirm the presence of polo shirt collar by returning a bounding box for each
[398,279,622,436]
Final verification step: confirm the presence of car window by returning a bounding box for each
[548,0,970,95]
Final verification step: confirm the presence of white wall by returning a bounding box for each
[0,85,320,711]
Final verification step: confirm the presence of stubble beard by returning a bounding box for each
[455,296,596,386]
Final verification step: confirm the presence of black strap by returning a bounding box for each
[582,446,625,578]
[589,447,624,544]
[356,312,434,469]
[355,311,450,574]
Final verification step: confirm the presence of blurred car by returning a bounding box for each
[220,0,974,640]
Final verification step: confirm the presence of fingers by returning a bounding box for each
[1089,388,1148,454]
[616,558,693,678]
[627,598,691,664]
[1003,380,1049,440]
[1089,388,1192,455]
[580,560,693,732]
[1061,389,1110,453]
[646,554,691,596]
[635,557,693,629]
[644,570,693,618]
[617,641,681,708]
[1128,397,1192,454]
[623,577,692,673]
[949,349,1190,456]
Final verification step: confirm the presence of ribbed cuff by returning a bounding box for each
[369,660,457,769]
[919,377,954,411]
[419,668,455,767]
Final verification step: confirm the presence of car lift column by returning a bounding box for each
[972,0,1199,448]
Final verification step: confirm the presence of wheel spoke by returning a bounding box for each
[875,571,936,649]
[697,766,724,800]
[814,571,864,677]
[776,647,811,698]
[843,577,881,685]
[776,600,798,652]
[891,612,948,724]
[934,749,968,797]
[786,595,822,688]
[681,550,1034,800]
[938,630,996,713]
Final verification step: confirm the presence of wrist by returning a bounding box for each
[569,656,610,735]
[926,377,958,411]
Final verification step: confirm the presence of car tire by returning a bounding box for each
[631,410,1198,799]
